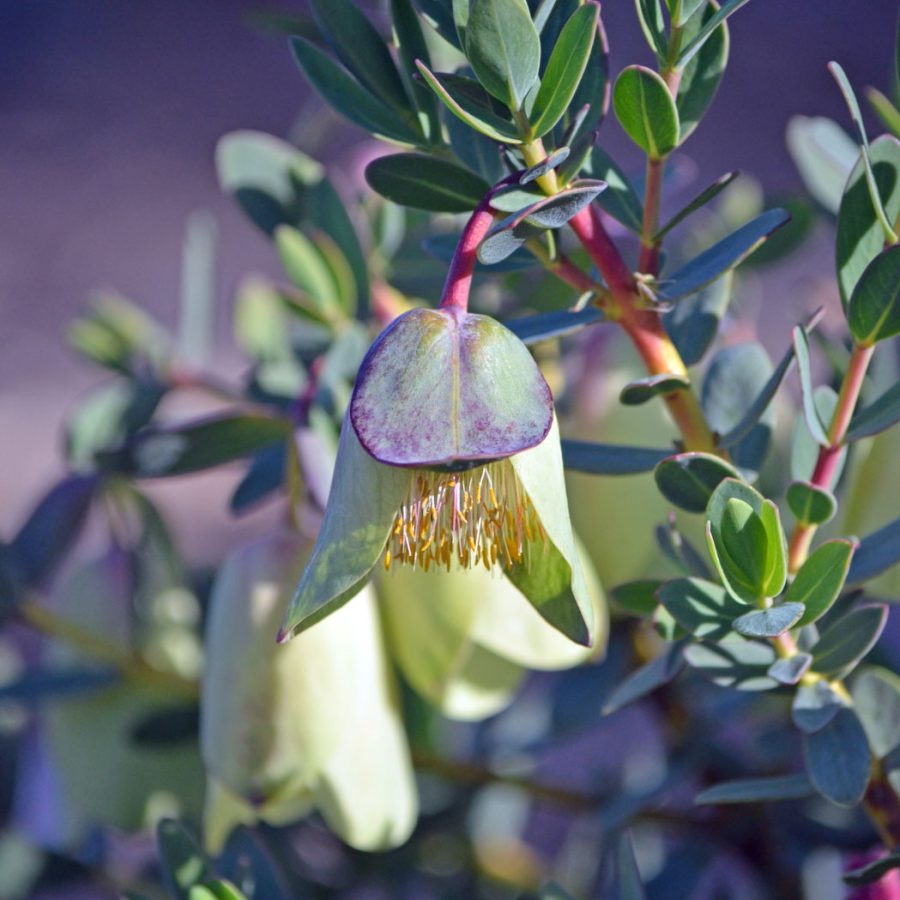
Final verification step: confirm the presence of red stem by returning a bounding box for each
[569,205,636,299]
[440,177,518,311]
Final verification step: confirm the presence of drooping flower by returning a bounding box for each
[278,303,597,649]
[201,532,416,852]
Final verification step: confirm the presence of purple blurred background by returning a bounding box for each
[2,0,898,536]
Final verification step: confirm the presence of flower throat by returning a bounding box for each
[384,459,545,572]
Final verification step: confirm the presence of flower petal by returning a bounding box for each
[508,416,596,646]
[350,307,552,467]
[279,417,408,640]
[379,568,527,720]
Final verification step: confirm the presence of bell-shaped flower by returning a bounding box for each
[377,541,607,720]
[201,532,416,852]
[278,304,597,649]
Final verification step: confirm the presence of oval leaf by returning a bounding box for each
[620,374,690,406]
[654,452,741,514]
[812,604,888,678]
[847,245,900,346]
[561,440,671,475]
[467,0,541,110]
[365,153,490,212]
[786,481,837,526]
[695,774,814,805]
[732,602,804,638]
[803,707,872,807]
[613,65,679,159]
[657,577,746,640]
[787,539,855,627]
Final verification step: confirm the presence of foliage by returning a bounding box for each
[4,1,900,897]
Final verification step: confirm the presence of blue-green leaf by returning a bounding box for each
[847,379,900,442]
[654,172,738,240]
[803,707,872,807]
[848,516,900,585]
[584,146,643,232]
[290,37,421,145]
[812,604,888,678]
[684,638,777,690]
[620,374,690,406]
[602,640,685,714]
[561,440,671,475]
[792,325,829,446]
[793,681,847,734]
[695,774,814,805]
[674,0,751,71]
[507,306,605,344]
[732,602,804,638]
[665,275,732,366]
[660,209,790,301]
[658,577,745,640]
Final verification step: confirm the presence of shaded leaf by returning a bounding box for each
[793,681,848,734]
[584,146,643,231]
[812,604,888,678]
[684,638,778,690]
[768,653,812,686]
[853,667,900,760]
[793,325,828,446]
[844,852,900,889]
[506,306,604,344]
[665,274,732,366]
[847,245,900,346]
[635,0,667,60]
[660,209,790,301]
[675,0,751,70]
[658,577,745,640]
[848,516,900,585]
[803,707,872,807]
[602,641,685,714]
[620,374,690,406]
[653,452,740,513]
[157,819,211,900]
[561,440,671,475]
[786,116,858,215]
[365,153,490,211]
[695,774,814,805]
[611,579,663,617]
[847,379,900,442]
[654,172,738,240]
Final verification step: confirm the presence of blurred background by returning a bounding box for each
[2,0,899,540]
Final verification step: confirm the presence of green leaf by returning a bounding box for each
[812,604,888,678]
[676,1,730,142]
[290,37,421,145]
[274,225,341,314]
[660,208,790,301]
[674,0,711,26]
[126,415,290,478]
[584,146,644,232]
[705,479,769,603]
[157,819,211,900]
[365,153,489,212]
[620,374,690,406]
[563,16,610,141]
[665,275,732,366]
[674,0,751,71]
[613,66,679,159]
[867,87,900,140]
[602,641,685,713]
[786,481,837,526]
[694,774,814,805]
[684,638,777,690]
[507,306,605,344]
[793,681,847,733]
[654,172,738,240]
[847,245,900,346]
[189,882,247,900]
[853,667,900,759]
[413,0,462,48]
[310,0,411,112]
[657,577,746,640]
[760,500,787,597]
[466,0,541,110]
[848,517,900,585]
[844,852,900,888]
[787,540,855,627]
[561,440,670,475]
[611,579,664,617]
[786,116,859,215]
[417,63,523,142]
[391,0,442,142]
[830,62,899,245]
[653,452,741,514]
[733,602,804,639]
[529,4,598,137]
[634,0,667,61]
[836,135,900,304]
[792,325,829,446]
[803,707,871,807]
[847,379,900,442]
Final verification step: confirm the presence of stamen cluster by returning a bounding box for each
[384,460,545,572]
